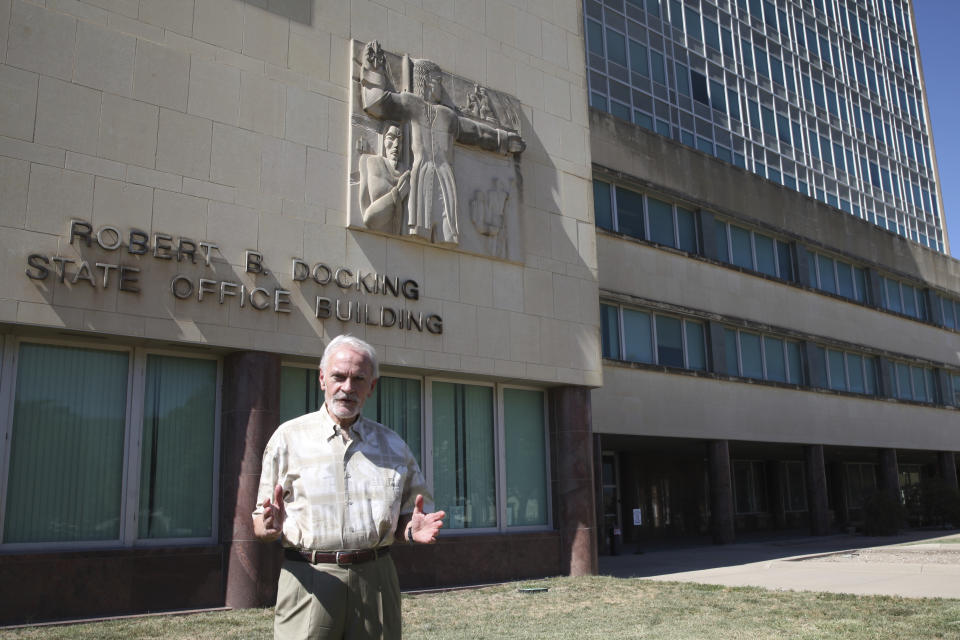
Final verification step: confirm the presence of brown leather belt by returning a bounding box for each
[284,546,390,566]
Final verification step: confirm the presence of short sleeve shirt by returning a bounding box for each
[254,405,430,551]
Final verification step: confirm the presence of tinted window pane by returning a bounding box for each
[828,350,846,391]
[504,388,547,527]
[648,197,675,246]
[896,363,912,399]
[817,254,837,293]
[600,304,621,359]
[847,355,865,393]
[853,267,868,303]
[623,308,653,363]
[864,357,877,395]
[655,315,684,367]
[911,366,927,402]
[763,337,786,382]
[903,286,918,318]
[724,328,739,376]
[432,383,495,529]
[716,221,729,262]
[786,341,803,384]
[6,344,128,543]
[776,240,793,280]
[594,182,613,230]
[885,278,902,313]
[754,234,777,277]
[630,40,649,77]
[677,207,697,252]
[740,332,763,379]
[685,322,706,370]
[836,262,855,299]
[616,187,646,238]
[730,226,753,269]
[606,29,627,67]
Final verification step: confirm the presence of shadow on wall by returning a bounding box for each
[242,0,312,24]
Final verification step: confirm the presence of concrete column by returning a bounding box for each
[221,351,283,609]
[804,445,831,536]
[549,386,598,576]
[707,440,735,545]
[938,452,959,490]
[877,448,900,502]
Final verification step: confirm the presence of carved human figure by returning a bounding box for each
[360,41,525,246]
[469,178,512,258]
[359,125,410,233]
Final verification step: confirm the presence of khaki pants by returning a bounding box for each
[274,554,401,640]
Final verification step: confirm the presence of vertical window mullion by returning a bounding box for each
[122,349,146,546]
[759,333,768,379]
[611,186,620,233]
[680,319,689,368]
[651,312,660,365]
[672,205,680,249]
[0,337,18,542]
[496,385,506,532]
[642,194,651,241]
[617,306,626,360]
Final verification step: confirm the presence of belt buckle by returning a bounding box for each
[335,550,353,566]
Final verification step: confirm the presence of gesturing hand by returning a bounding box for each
[409,494,445,544]
[257,484,286,541]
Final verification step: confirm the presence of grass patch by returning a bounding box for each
[903,534,960,545]
[6,577,960,639]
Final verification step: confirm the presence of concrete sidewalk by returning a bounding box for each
[598,532,960,599]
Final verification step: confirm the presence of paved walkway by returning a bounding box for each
[598,531,960,599]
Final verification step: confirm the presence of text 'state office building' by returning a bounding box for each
[0,0,958,624]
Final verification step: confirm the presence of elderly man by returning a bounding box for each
[253,335,444,639]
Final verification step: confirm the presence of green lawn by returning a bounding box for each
[5,577,960,640]
[904,534,960,545]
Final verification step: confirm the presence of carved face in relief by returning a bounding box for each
[413,60,443,104]
[383,126,401,168]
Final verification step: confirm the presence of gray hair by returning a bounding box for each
[320,335,379,379]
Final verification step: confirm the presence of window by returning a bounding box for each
[363,376,423,465]
[716,221,793,280]
[816,347,877,395]
[892,362,936,403]
[431,381,549,532]
[503,388,548,527]
[432,382,495,529]
[951,374,960,406]
[2,342,219,547]
[881,277,925,320]
[723,328,803,384]
[139,355,218,540]
[595,182,698,253]
[809,252,867,303]
[733,461,767,514]
[602,305,706,371]
[600,303,621,359]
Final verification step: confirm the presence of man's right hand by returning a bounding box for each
[253,484,285,542]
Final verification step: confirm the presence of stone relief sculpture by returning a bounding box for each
[359,125,410,234]
[353,40,525,252]
[469,178,515,259]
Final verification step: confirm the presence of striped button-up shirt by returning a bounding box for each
[254,405,430,551]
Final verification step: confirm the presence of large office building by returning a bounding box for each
[0,0,957,626]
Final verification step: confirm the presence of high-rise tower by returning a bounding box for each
[584,0,947,252]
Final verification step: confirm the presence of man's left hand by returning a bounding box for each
[408,494,445,544]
